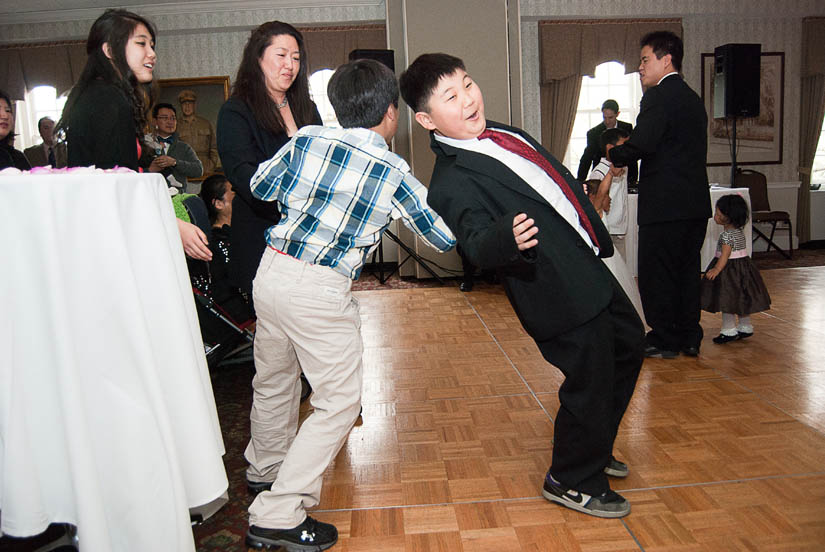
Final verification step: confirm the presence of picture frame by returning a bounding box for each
[700,52,784,166]
[156,76,230,130]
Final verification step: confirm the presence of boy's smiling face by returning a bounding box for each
[414,69,486,140]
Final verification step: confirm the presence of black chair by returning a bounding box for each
[734,169,793,259]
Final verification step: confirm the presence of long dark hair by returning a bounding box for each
[59,9,157,138]
[231,21,315,134]
[200,174,229,224]
[0,89,15,146]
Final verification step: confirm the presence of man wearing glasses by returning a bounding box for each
[144,103,203,193]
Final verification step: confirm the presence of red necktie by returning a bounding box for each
[478,128,600,249]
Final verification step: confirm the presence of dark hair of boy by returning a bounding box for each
[399,53,465,113]
[200,174,229,224]
[715,194,750,229]
[584,178,602,198]
[599,127,630,157]
[327,59,399,129]
[152,102,176,118]
[641,30,683,72]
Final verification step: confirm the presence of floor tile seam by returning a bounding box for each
[754,310,825,337]
[724,378,825,438]
[618,470,825,493]
[620,518,646,552]
[312,494,544,515]
[312,471,825,515]
[460,295,556,424]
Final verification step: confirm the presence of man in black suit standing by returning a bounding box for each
[577,100,636,186]
[609,31,711,359]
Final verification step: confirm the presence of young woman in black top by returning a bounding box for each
[59,9,211,260]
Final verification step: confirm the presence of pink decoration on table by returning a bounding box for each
[0,165,137,176]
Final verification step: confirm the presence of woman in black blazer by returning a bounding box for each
[217,21,322,302]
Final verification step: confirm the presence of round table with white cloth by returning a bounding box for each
[0,170,228,551]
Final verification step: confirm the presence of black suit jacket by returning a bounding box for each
[577,120,636,185]
[216,97,322,293]
[609,74,711,226]
[427,121,615,342]
[23,142,67,168]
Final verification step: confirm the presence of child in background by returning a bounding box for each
[586,128,645,323]
[700,194,771,343]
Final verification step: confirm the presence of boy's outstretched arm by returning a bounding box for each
[391,174,456,252]
[249,139,295,202]
[426,172,538,271]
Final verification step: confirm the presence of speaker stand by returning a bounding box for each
[373,230,445,285]
[729,116,738,186]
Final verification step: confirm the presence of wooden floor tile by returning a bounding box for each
[284,268,825,550]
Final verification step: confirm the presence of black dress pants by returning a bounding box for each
[537,276,644,496]
[638,219,707,351]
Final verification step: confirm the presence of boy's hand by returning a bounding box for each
[513,213,538,250]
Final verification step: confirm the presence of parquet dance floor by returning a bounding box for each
[301,266,825,551]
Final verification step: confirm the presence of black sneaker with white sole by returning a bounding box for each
[542,474,630,518]
[246,516,338,551]
[604,457,629,478]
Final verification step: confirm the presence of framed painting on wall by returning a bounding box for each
[700,52,784,166]
[156,76,230,131]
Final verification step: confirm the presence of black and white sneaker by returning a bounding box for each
[246,516,338,551]
[604,457,629,478]
[542,474,630,518]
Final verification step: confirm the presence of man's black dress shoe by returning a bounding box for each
[681,346,699,357]
[644,345,678,359]
[459,280,474,292]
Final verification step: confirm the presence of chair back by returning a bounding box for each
[733,169,770,212]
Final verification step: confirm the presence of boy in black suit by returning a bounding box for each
[400,53,645,518]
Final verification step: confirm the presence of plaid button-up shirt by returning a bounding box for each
[251,125,455,279]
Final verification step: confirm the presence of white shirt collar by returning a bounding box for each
[657,71,679,85]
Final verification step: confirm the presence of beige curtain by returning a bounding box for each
[300,25,387,74]
[540,75,582,160]
[0,42,86,100]
[538,19,682,157]
[797,17,825,244]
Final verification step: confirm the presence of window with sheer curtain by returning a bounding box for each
[563,61,643,174]
[14,85,67,149]
[308,69,340,128]
[813,121,825,185]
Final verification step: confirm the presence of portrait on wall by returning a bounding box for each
[701,52,784,166]
[156,76,230,177]
[156,76,230,131]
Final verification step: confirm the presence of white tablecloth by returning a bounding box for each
[625,187,752,277]
[0,172,228,550]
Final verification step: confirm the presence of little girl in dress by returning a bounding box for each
[700,194,771,343]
